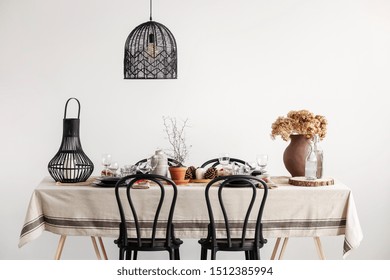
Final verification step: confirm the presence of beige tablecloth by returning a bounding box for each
[19,176,363,258]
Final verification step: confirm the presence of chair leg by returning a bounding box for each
[245,251,250,260]
[168,249,174,260]
[119,248,125,260]
[252,248,260,260]
[133,250,138,260]
[211,248,217,260]
[201,247,207,260]
[174,248,180,260]
[249,250,253,260]
[125,249,132,260]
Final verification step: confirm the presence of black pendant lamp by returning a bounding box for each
[124,0,177,79]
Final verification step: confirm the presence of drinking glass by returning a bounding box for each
[218,153,230,166]
[256,154,268,172]
[120,165,137,177]
[108,162,119,177]
[231,162,238,175]
[101,153,112,176]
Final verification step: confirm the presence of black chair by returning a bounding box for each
[114,174,183,260]
[198,175,268,260]
[135,158,181,167]
[200,158,247,168]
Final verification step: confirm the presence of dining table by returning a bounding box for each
[19,176,363,260]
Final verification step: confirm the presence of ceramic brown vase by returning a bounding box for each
[283,134,310,177]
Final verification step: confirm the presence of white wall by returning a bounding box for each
[1,0,389,260]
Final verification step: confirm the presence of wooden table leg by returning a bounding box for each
[54,235,108,260]
[98,237,108,260]
[270,238,281,260]
[91,236,102,260]
[91,236,108,260]
[270,238,288,260]
[278,238,289,260]
[313,237,326,260]
[54,235,67,260]
[271,237,325,260]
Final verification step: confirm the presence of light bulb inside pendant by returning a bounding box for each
[147,33,157,58]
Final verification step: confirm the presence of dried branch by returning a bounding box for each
[163,116,190,166]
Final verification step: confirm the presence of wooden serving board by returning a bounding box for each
[289,177,334,187]
[189,179,211,183]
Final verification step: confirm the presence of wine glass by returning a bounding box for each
[218,153,230,166]
[101,153,112,176]
[108,162,119,177]
[256,154,268,173]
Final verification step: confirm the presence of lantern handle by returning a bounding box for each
[64,97,81,119]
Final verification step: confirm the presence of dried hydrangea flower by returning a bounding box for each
[271,110,327,141]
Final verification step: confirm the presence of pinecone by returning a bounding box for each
[185,166,196,179]
[204,167,218,179]
[190,166,196,178]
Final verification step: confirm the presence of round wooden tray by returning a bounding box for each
[189,179,211,183]
[289,177,334,187]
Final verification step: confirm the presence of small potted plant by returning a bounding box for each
[163,116,191,184]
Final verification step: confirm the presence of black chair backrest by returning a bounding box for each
[115,174,178,248]
[200,158,247,168]
[205,175,268,248]
[135,158,181,167]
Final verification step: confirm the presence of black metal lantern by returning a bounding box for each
[124,0,177,79]
[48,98,94,183]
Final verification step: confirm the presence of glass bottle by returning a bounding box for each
[305,140,317,180]
[314,135,323,179]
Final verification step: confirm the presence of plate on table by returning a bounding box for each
[93,182,116,188]
[99,177,121,184]
[93,177,122,188]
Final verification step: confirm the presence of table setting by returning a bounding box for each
[19,100,363,260]
[89,149,278,190]
[46,104,333,190]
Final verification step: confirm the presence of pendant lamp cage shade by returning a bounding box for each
[124,1,177,79]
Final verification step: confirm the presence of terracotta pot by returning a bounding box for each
[283,134,310,177]
[168,166,187,184]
